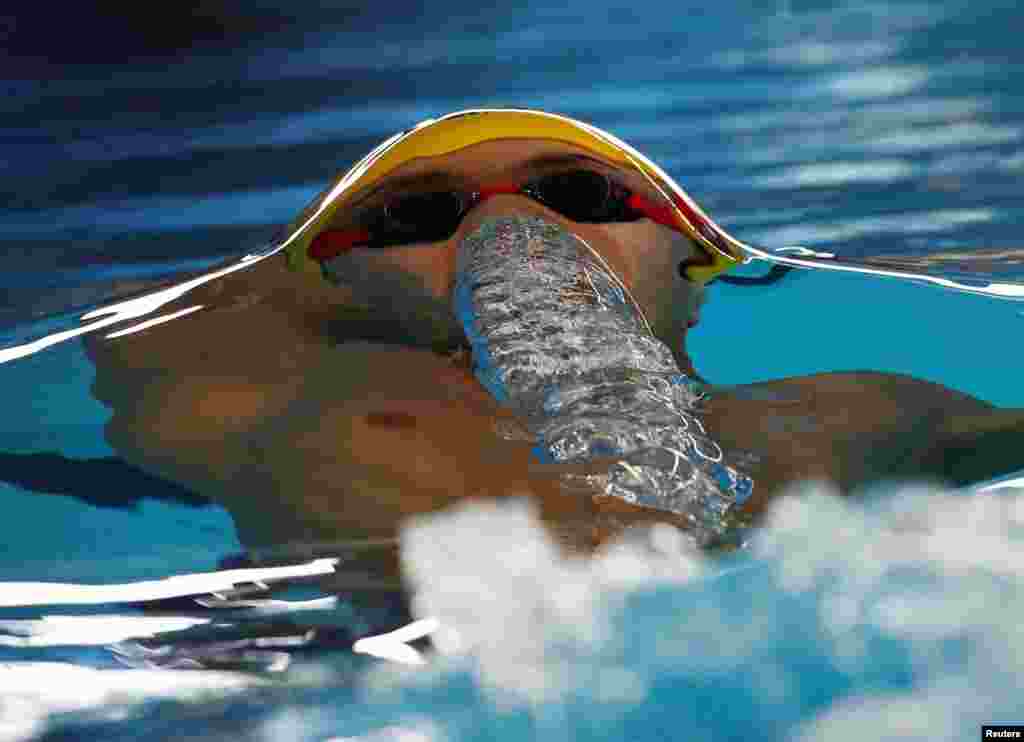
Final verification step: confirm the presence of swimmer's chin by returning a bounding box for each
[102,412,160,470]
[102,414,134,459]
[90,377,116,409]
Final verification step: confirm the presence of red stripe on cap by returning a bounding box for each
[478,183,519,199]
[308,229,372,261]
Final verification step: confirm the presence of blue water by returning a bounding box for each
[2,1,1024,739]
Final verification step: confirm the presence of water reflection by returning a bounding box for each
[0,661,260,740]
[0,558,338,607]
[748,247,1024,298]
[751,159,914,188]
[749,209,996,254]
[0,184,322,236]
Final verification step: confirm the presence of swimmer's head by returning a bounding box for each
[277,109,743,365]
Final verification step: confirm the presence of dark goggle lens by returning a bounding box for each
[531,169,612,222]
[373,169,625,247]
[384,191,465,240]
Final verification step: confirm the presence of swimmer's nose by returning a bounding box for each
[454,193,635,292]
[456,193,575,245]
[454,211,580,281]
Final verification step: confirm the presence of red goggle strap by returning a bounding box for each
[308,228,372,261]
[627,192,725,258]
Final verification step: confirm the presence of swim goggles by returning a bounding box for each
[281,109,746,285]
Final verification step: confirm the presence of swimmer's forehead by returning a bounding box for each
[344,138,671,207]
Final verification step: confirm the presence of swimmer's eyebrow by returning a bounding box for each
[362,170,460,198]
[347,170,463,213]
[350,154,605,208]
[520,153,600,170]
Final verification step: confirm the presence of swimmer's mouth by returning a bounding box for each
[91,370,128,407]
[90,369,169,407]
[90,377,114,406]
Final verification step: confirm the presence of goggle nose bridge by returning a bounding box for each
[379,169,619,235]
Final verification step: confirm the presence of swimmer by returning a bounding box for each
[83,109,1024,584]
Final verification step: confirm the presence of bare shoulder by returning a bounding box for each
[83,257,591,547]
[703,369,1013,514]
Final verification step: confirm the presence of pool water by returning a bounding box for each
[3,1,1024,739]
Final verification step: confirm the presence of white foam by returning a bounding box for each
[0,662,259,741]
[385,481,1024,738]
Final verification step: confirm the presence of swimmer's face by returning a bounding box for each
[314,138,707,369]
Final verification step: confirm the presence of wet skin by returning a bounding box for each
[84,139,1024,585]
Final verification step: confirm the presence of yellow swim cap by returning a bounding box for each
[280,109,746,285]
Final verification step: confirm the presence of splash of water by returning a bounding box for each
[453,215,751,546]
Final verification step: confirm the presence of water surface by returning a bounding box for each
[2,1,1024,739]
